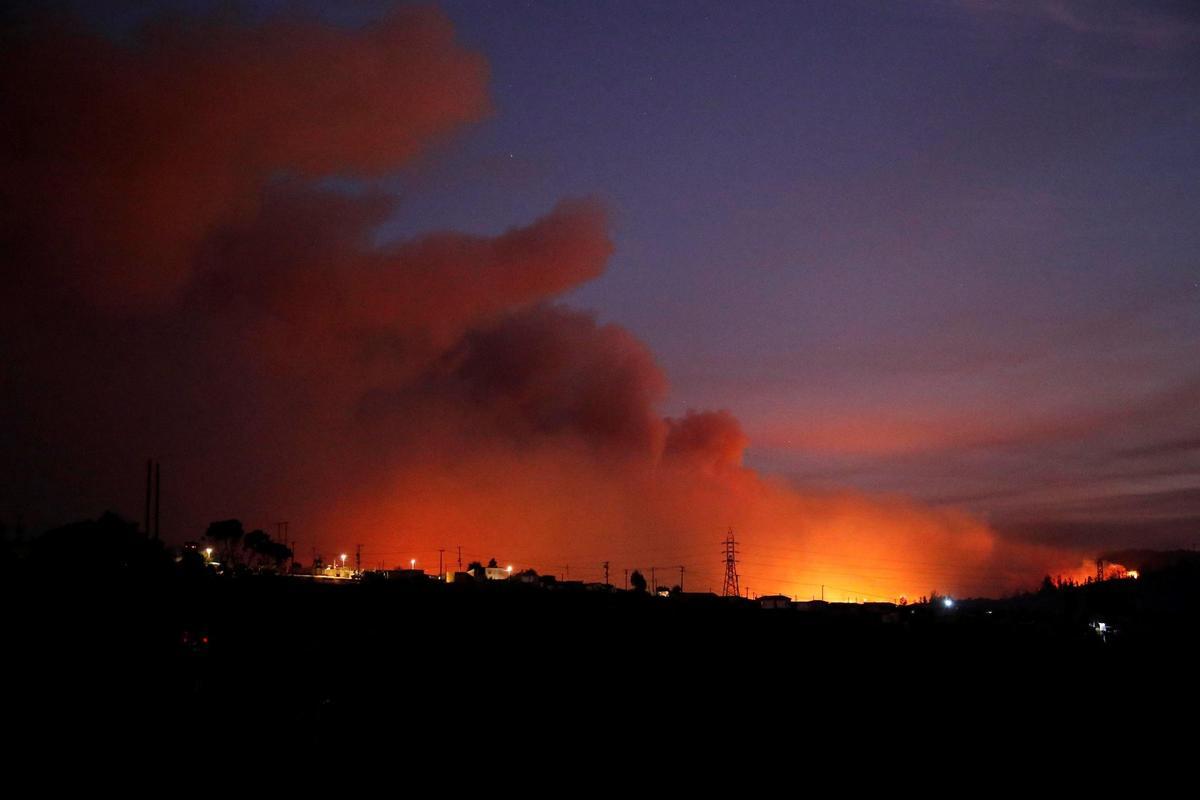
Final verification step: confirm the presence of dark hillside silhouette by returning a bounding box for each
[7,511,1199,755]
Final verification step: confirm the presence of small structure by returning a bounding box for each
[387,568,427,581]
[314,563,356,580]
[792,600,828,612]
[758,594,792,610]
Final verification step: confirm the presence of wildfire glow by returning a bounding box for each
[0,6,1091,603]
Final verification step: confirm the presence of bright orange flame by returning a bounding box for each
[318,447,1084,601]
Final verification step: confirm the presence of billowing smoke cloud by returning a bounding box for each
[1,6,488,309]
[0,6,1083,599]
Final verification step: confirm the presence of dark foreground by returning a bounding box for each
[6,515,1200,762]
[10,555,1200,756]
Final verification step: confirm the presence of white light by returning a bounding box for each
[943,597,954,608]
[506,565,513,573]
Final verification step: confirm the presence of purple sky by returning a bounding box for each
[23,0,1200,553]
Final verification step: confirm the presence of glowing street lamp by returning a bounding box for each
[204,547,213,561]
[506,565,513,575]
[340,553,347,569]
[410,558,416,571]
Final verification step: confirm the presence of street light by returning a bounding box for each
[410,558,416,571]
[204,547,213,561]
[340,553,347,569]
[506,565,513,575]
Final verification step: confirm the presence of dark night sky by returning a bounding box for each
[387,0,1200,549]
[3,1,1199,596]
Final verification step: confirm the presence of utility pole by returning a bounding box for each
[624,568,629,590]
[278,521,292,570]
[602,561,610,586]
[355,543,362,572]
[438,548,445,580]
[721,528,740,598]
[143,460,152,537]
[153,461,161,539]
[679,565,685,592]
[142,459,162,539]
[457,545,462,570]
[651,566,657,595]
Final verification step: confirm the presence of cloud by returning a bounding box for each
[0,5,1088,600]
[958,0,1200,48]
[194,182,613,371]
[1,6,489,309]
[1115,437,1200,460]
[955,0,1200,79]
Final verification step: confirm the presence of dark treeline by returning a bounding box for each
[6,511,1200,754]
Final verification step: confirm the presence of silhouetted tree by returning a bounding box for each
[243,528,270,567]
[630,569,647,593]
[263,539,293,570]
[205,519,244,566]
[32,511,167,576]
[234,529,292,571]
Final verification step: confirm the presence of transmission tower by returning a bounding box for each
[722,528,740,597]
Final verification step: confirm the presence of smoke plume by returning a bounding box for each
[0,6,1083,599]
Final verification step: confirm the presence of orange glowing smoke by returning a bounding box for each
[0,7,1086,600]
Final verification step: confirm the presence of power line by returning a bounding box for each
[338,529,1038,600]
